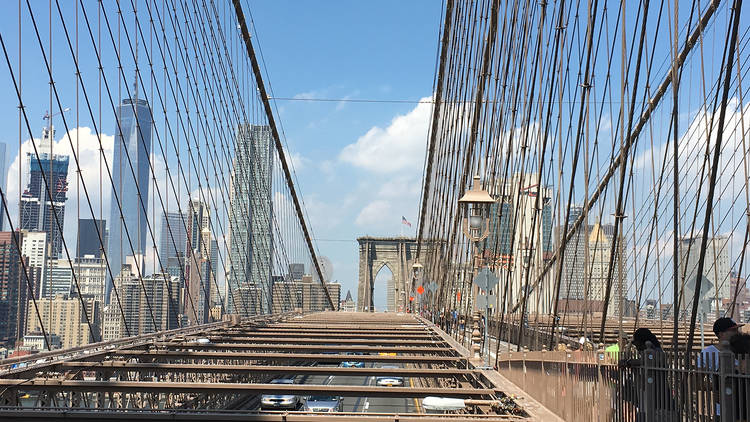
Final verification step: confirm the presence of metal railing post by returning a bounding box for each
[719,347,735,422]
[643,346,656,422]
[596,347,605,420]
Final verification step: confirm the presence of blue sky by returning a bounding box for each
[247,1,443,304]
[0,1,443,308]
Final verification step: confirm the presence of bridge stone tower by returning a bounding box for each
[357,236,419,312]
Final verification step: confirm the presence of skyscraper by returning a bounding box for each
[249,126,274,314]
[678,235,730,318]
[0,232,22,346]
[486,173,553,313]
[102,263,179,340]
[227,125,273,316]
[587,222,625,317]
[18,230,46,299]
[40,258,73,299]
[20,126,69,258]
[72,255,107,306]
[76,219,107,258]
[26,294,99,349]
[227,126,252,315]
[558,205,587,300]
[106,97,152,303]
[184,200,213,325]
[158,212,187,284]
[0,143,8,231]
[288,263,304,281]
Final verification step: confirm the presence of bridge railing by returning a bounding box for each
[496,347,750,421]
[486,318,579,352]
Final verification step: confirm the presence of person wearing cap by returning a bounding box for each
[698,317,743,370]
[697,317,743,418]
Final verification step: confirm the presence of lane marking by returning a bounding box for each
[409,376,422,413]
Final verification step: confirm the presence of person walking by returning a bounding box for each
[619,328,675,420]
[729,332,749,421]
[698,317,743,370]
[697,317,744,418]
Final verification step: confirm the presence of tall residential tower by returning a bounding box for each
[227,125,273,316]
[20,127,69,258]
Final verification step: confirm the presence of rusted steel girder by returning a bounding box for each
[0,379,495,399]
[147,343,452,354]
[191,335,441,343]
[0,409,524,421]
[109,350,463,364]
[249,326,430,331]
[49,362,474,377]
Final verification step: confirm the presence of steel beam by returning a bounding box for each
[52,362,473,377]
[0,408,523,421]
[0,379,494,399]
[191,336,440,343]
[148,343,452,354]
[109,351,462,364]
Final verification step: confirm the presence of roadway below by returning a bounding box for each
[253,361,418,414]
[1,312,543,420]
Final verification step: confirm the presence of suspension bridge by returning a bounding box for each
[0,0,748,420]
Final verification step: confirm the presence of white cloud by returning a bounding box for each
[284,148,308,172]
[355,200,393,227]
[337,97,435,232]
[319,160,335,181]
[376,174,422,199]
[634,98,750,199]
[335,90,360,111]
[339,96,432,173]
[292,90,321,100]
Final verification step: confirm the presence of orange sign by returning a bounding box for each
[456,291,462,301]
[409,296,415,302]
[416,286,425,295]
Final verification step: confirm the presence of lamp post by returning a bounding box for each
[458,174,495,363]
[517,239,534,351]
[411,262,423,314]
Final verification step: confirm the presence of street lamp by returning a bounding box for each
[458,175,495,242]
[411,262,423,313]
[458,174,495,361]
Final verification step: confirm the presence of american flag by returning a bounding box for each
[401,216,412,227]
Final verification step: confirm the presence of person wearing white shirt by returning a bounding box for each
[697,317,743,417]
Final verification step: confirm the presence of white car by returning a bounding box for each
[375,365,404,387]
[303,395,342,412]
[260,379,300,410]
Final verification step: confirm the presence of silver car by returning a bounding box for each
[375,365,404,387]
[260,379,300,410]
[303,395,343,412]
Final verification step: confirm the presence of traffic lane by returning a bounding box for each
[253,371,329,411]
[336,362,417,414]
[362,369,417,414]
[256,362,419,414]
[297,362,368,412]
[332,364,370,412]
